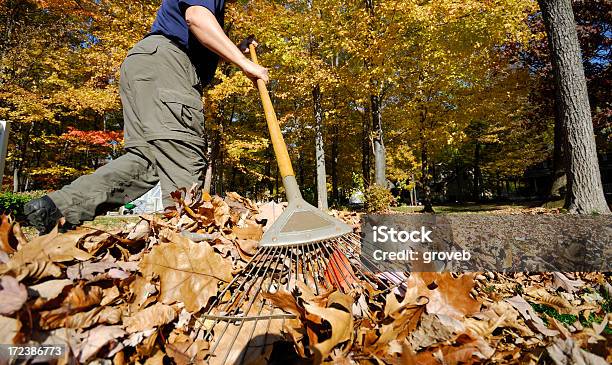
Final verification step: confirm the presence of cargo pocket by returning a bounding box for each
[126,41,158,57]
[123,41,160,81]
[159,89,205,137]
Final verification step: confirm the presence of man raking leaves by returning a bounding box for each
[24,0,268,234]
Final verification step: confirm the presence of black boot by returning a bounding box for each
[24,196,65,235]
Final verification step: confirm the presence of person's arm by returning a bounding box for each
[185,5,269,84]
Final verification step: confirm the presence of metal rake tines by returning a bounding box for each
[189,233,408,364]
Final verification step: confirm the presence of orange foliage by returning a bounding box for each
[60,128,123,147]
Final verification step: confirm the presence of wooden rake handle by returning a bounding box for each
[248,44,295,179]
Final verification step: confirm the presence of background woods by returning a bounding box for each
[1,0,610,210]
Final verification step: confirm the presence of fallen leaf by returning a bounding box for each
[372,292,427,354]
[144,350,166,365]
[547,337,608,365]
[77,325,125,362]
[124,303,177,333]
[412,333,494,365]
[0,276,27,315]
[40,284,104,329]
[2,260,63,281]
[66,255,138,280]
[235,239,259,257]
[166,337,209,365]
[255,201,285,230]
[232,221,263,241]
[408,313,460,350]
[11,222,29,249]
[552,272,584,293]
[0,315,20,344]
[64,305,123,329]
[407,273,481,319]
[303,291,354,363]
[262,289,303,317]
[506,295,559,336]
[126,219,151,241]
[29,279,73,300]
[212,196,231,227]
[140,230,232,312]
[123,328,156,348]
[0,214,16,254]
[525,287,575,315]
[10,228,91,263]
[101,286,121,306]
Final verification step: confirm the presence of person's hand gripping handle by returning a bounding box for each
[247,43,295,179]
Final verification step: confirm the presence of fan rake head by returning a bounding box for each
[259,197,353,247]
[189,233,408,364]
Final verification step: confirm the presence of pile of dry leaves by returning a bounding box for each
[0,188,610,364]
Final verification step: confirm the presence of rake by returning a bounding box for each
[191,44,408,364]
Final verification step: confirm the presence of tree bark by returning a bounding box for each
[420,139,434,213]
[539,0,609,214]
[473,142,481,201]
[313,85,328,210]
[202,144,213,194]
[549,112,566,198]
[331,123,339,205]
[371,94,386,187]
[265,143,273,196]
[361,105,371,188]
[13,166,19,193]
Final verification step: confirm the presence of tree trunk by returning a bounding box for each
[275,165,279,201]
[210,128,222,195]
[539,0,609,214]
[331,123,339,205]
[203,144,213,194]
[420,139,434,213]
[549,113,566,198]
[13,166,19,193]
[265,144,273,196]
[313,85,328,210]
[298,144,305,189]
[371,94,386,187]
[455,163,464,202]
[361,105,371,188]
[473,142,481,201]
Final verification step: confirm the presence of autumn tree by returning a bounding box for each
[0,0,157,191]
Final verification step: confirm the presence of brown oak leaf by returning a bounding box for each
[140,230,232,312]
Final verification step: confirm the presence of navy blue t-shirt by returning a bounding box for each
[150,0,226,85]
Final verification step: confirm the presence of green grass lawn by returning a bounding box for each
[81,215,142,230]
[22,214,142,240]
[392,203,534,214]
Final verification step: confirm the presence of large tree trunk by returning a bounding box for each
[313,85,328,210]
[371,94,386,187]
[539,0,609,214]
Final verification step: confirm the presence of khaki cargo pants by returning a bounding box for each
[49,35,207,224]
